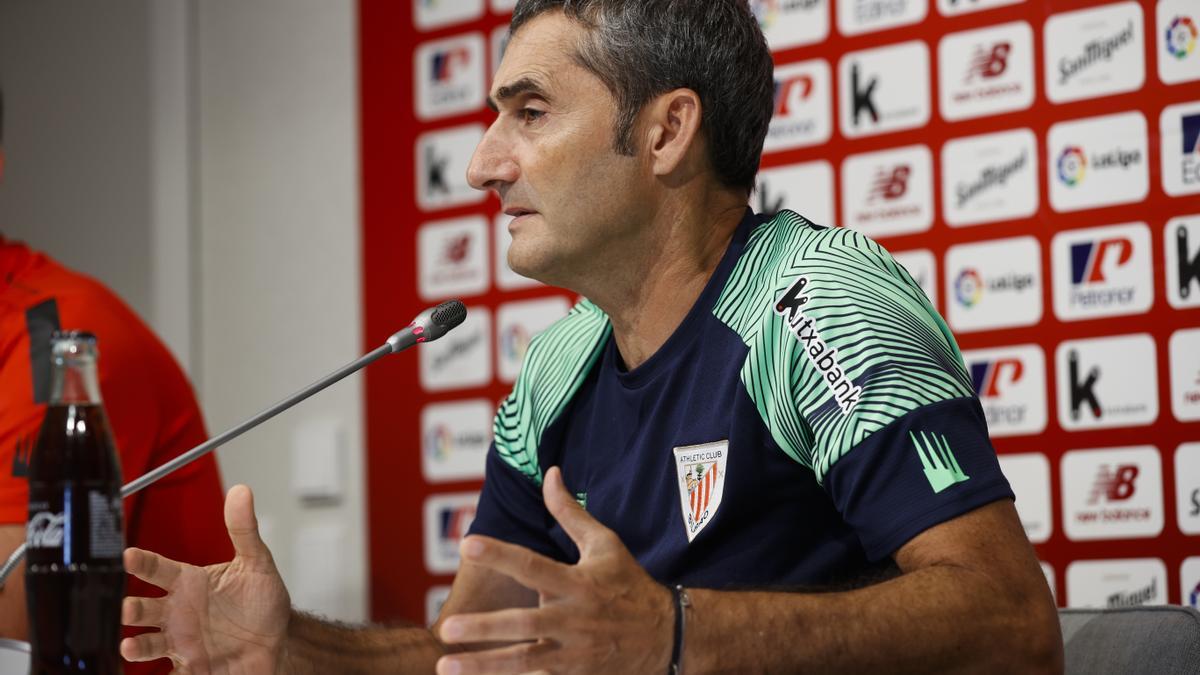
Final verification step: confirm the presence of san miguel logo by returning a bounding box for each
[775,276,863,414]
[673,441,729,542]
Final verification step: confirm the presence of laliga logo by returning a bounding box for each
[501,324,532,363]
[955,268,984,307]
[1057,146,1087,187]
[750,0,819,29]
[970,358,1024,398]
[1166,16,1198,60]
[424,424,454,460]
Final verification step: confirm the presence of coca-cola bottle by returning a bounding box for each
[25,331,125,674]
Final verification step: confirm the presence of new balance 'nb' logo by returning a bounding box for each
[911,431,969,494]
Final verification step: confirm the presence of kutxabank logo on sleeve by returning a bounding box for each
[1051,222,1153,321]
[841,145,933,238]
[753,161,836,228]
[1066,558,1167,608]
[765,59,832,153]
[836,0,926,37]
[749,0,830,50]
[416,125,486,212]
[1160,101,1200,197]
[1062,446,1164,542]
[944,236,1042,333]
[420,399,493,483]
[1047,112,1149,213]
[1165,216,1200,309]
[1044,2,1145,104]
[496,296,571,383]
[419,306,492,392]
[838,41,931,139]
[415,33,486,121]
[418,217,489,301]
[962,344,1047,437]
[673,441,729,542]
[1055,334,1158,431]
[891,249,938,309]
[422,492,479,574]
[936,0,1023,18]
[997,452,1052,542]
[1175,444,1200,535]
[1157,0,1200,85]
[774,277,864,414]
[941,128,1038,227]
[938,21,1035,122]
[1170,330,1200,422]
[414,0,484,31]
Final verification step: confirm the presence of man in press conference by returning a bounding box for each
[120,1,1063,672]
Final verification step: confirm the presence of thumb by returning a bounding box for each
[224,484,272,562]
[543,467,608,555]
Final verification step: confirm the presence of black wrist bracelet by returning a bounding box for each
[669,584,690,674]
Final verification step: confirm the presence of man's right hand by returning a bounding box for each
[120,484,291,674]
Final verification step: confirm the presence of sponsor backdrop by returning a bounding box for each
[361,0,1200,623]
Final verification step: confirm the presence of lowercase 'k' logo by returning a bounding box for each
[911,431,969,493]
[673,441,729,542]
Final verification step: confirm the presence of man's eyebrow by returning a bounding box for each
[486,77,550,112]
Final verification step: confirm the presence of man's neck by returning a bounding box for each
[586,195,747,371]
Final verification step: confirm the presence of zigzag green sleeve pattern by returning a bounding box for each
[713,210,974,483]
[492,298,612,485]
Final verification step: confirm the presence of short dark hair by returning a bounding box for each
[510,0,774,194]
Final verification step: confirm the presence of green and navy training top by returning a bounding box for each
[469,209,1014,588]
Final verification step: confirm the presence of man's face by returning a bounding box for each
[467,12,649,289]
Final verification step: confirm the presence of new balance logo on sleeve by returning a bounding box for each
[911,431,970,493]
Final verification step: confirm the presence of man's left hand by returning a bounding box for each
[436,466,674,675]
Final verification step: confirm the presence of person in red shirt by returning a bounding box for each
[0,86,233,673]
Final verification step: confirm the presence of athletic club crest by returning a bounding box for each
[673,440,729,542]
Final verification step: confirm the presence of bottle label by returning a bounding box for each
[88,491,123,559]
[26,510,66,550]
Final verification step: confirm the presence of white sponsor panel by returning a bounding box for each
[962,344,1047,437]
[1047,111,1149,213]
[1157,0,1200,85]
[416,125,487,212]
[1061,446,1163,542]
[837,0,926,36]
[998,453,1052,543]
[494,213,542,291]
[491,0,518,13]
[419,306,492,392]
[941,128,1038,227]
[1067,558,1167,609]
[415,0,484,31]
[1044,2,1145,104]
[841,145,933,238]
[765,59,832,153]
[423,492,479,574]
[749,0,830,50]
[938,22,1035,121]
[420,399,494,483]
[839,41,931,139]
[753,161,836,228]
[1170,331,1200,422]
[944,237,1042,333]
[936,0,1023,17]
[496,297,572,383]
[1183,557,1200,609]
[415,33,486,121]
[1176,444,1200,535]
[1160,101,1200,197]
[418,217,489,301]
[1165,216,1200,309]
[891,249,938,309]
[1055,334,1158,431]
[1041,562,1057,604]
[425,585,452,627]
[1051,222,1153,322]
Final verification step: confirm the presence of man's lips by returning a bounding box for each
[504,207,538,218]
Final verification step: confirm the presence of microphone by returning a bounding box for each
[0,300,467,586]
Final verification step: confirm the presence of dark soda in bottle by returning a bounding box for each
[25,331,124,674]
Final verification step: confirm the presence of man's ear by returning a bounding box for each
[643,88,703,181]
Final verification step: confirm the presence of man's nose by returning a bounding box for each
[466,124,519,193]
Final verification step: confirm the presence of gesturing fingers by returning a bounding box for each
[542,467,615,556]
[123,595,167,628]
[436,639,559,675]
[440,607,553,645]
[124,547,183,591]
[120,631,172,663]
[460,536,575,597]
